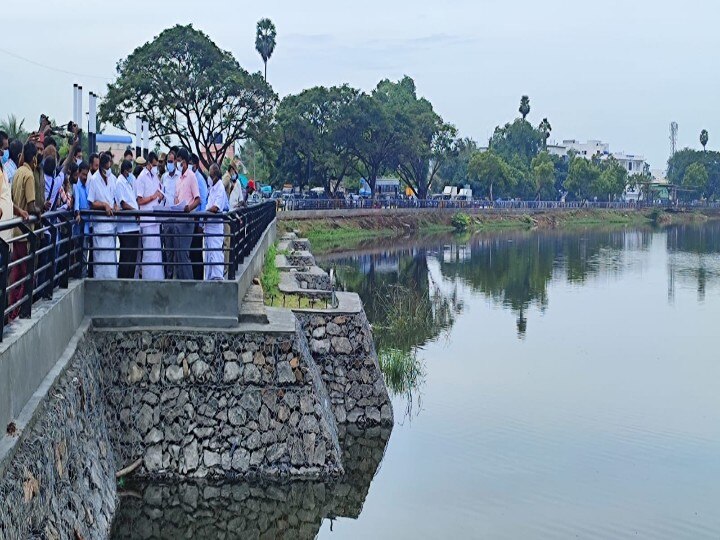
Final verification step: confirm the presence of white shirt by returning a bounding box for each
[87,170,117,233]
[229,181,244,209]
[115,174,139,233]
[206,179,229,234]
[4,160,17,185]
[161,170,180,208]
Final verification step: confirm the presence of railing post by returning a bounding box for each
[42,217,57,298]
[59,215,71,288]
[0,238,9,342]
[19,224,37,319]
[228,214,239,281]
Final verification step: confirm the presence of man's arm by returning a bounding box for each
[185,196,201,213]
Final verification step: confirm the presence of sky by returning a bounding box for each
[2,0,718,170]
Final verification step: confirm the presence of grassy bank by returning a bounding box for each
[260,242,328,308]
[279,208,716,253]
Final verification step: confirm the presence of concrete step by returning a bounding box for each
[239,282,269,324]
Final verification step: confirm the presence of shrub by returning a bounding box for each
[451,212,472,231]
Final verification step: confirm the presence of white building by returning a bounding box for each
[547,139,648,175]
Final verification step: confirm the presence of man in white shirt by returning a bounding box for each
[116,160,140,279]
[160,150,181,278]
[135,153,164,280]
[205,164,229,280]
[87,153,118,279]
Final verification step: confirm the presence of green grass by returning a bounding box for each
[283,220,395,253]
[261,242,280,298]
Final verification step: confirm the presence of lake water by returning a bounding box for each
[112,223,720,539]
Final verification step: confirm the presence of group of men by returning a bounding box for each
[0,116,255,320]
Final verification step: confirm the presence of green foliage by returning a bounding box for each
[378,348,425,397]
[468,150,513,200]
[700,129,709,151]
[274,85,360,193]
[100,24,276,168]
[667,148,720,199]
[0,114,28,141]
[538,117,552,148]
[261,243,280,296]
[519,95,531,120]
[437,137,478,188]
[489,118,544,167]
[531,152,556,199]
[451,212,472,231]
[564,157,600,200]
[255,18,277,80]
[683,162,709,196]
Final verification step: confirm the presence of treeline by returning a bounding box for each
[269,91,640,201]
[96,25,650,200]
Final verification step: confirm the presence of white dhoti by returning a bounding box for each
[204,225,224,280]
[93,225,117,279]
[141,224,164,280]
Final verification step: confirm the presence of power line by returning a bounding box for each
[0,47,113,81]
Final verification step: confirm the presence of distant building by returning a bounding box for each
[375,177,400,196]
[96,134,133,162]
[547,139,610,159]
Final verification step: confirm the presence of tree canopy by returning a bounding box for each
[99,24,276,168]
[255,18,277,81]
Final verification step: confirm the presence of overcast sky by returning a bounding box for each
[2,0,717,169]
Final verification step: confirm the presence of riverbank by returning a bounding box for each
[279,207,717,252]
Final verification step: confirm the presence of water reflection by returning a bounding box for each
[320,225,720,341]
[110,426,391,539]
[667,223,720,302]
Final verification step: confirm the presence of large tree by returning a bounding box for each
[488,118,544,167]
[564,156,600,200]
[538,117,552,148]
[344,78,409,192]
[468,150,513,200]
[667,148,720,199]
[592,157,627,200]
[100,25,276,168]
[519,95,531,120]
[255,18,277,82]
[531,151,556,200]
[275,85,360,194]
[385,77,458,199]
[700,129,709,152]
[683,162,709,197]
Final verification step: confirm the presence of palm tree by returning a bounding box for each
[255,18,277,82]
[539,117,552,148]
[519,95,530,121]
[700,129,709,151]
[0,114,28,141]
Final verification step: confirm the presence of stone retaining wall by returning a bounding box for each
[94,324,342,480]
[296,311,393,426]
[109,426,390,540]
[0,334,117,540]
[294,271,332,291]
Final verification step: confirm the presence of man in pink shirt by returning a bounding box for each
[174,148,201,279]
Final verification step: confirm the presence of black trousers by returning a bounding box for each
[190,224,204,280]
[118,231,140,279]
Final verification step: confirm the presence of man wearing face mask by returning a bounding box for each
[189,154,207,280]
[135,153,164,280]
[173,148,200,280]
[160,150,180,278]
[0,131,8,167]
[204,163,229,280]
[87,153,118,279]
[88,153,100,177]
[9,143,41,319]
[4,137,20,185]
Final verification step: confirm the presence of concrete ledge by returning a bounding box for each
[293,292,363,314]
[0,318,92,477]
[0,280,85,436]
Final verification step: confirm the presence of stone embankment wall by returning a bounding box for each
[294,271,332,291]
[276,233,393,427]
[0,335,117,540]
[297,311,392,426]
[109,425,391,540]
[95,324,342,479]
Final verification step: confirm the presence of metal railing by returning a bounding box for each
[281,198,720,212]
[0,201,276,340]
